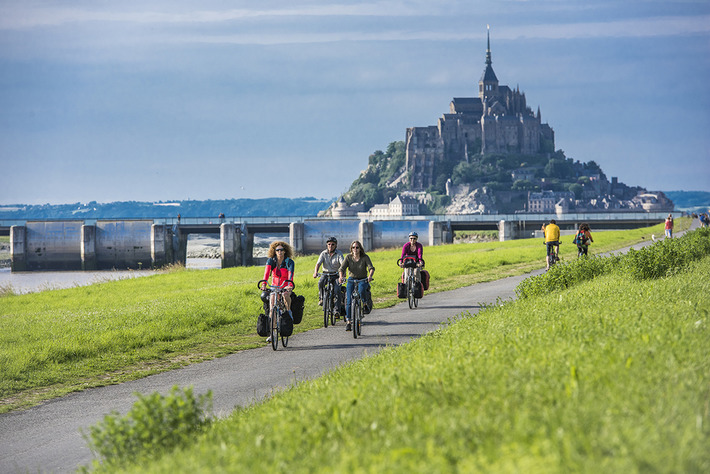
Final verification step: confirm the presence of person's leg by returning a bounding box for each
[345,279,354,322]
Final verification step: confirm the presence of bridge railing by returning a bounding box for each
[0,211,678,229]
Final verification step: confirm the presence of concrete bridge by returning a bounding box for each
[1,211,674,272]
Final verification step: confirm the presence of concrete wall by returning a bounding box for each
[24,221,83,270]
[370,220,432,249]
[95,220,153,269]
[301,219,361,254]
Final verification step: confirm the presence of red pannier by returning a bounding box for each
[421,270,430,291]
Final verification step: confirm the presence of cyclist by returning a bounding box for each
[544,218,560,270]
[399,231,424,285]
[338,240,375,332]
[574,223,594,257]
[261,241,295,342]
[313,236,344,311]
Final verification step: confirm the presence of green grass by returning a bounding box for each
[91,231,710,473]
[0,220,687,412]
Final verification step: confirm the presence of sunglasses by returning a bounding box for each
[275,248,285,252]
[410,237,417,240]
[351,246,361,249]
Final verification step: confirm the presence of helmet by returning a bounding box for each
[408,231,418,238]
[326,236,337,244]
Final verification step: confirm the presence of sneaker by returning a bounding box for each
[266,336,271,343]
[345,322,352,331]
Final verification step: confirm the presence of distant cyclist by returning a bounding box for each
[544,219,560,270]
[313,236,344,310]
[261,241,295,342]
[339,240,375,332]
[399,231,424,284]
[574,223,594,257]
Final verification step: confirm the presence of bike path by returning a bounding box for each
[0,229,686,473]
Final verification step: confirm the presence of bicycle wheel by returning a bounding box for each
[350,298,360,339]
[356,301,362,336]
[270,307,279,351]
[408,279,414,309]
[323,289,330,328]
[413,283,419,308]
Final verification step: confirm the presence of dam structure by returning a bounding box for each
[2,212,673,272]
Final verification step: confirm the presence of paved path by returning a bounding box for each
[0,225,693,473]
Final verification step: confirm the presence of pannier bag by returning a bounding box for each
[281,313,294,337]
[290,293,305,324]
[340,286,347,314]
[256,313,269,337]
[397,282,407,299]
[363,287,373,314]
[413,282,424,299]
[421,270,430,291]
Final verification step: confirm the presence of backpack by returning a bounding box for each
[574,230,587,247]
[413,282,423,299]
[280,312,293,337]
[420,270,430,291]
[256,313,269,337]
[290,293,305,324]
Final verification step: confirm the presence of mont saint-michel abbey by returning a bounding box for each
[404,31,555,191]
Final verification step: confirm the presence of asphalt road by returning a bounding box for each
[1,227,682,474]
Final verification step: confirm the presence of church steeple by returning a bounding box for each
[479,25,499,101]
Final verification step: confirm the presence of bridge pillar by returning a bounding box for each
[81,225,97,271]
[220,223,240,268]
[290,222,304,255]
[151,224,169,268]
[241,223,254,266]
[429,221,446,246]
[498,220,516,241]
[10,226,27,272]
[359,221,374,251]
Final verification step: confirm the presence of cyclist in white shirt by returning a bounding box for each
[313,236,345,310]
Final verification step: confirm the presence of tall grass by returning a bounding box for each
[0,221,680,412]
[516,226,710,298]
[93,236,710,473]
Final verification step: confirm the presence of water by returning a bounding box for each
[0,266,159,294]
[0,232,285,294]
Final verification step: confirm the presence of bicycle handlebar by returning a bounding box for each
[398,257,425,267]
[257,279,295,290]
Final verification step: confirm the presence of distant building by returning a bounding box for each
[331,196,364,218]
[401,28,555,192]
[528,191,574,214]
[362,195,420,218]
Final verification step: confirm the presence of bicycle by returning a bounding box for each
[546,242,560,269]
[348,277,372,339]
[317,271,341,328]
[398,257,424,309]
[257,279,294,350]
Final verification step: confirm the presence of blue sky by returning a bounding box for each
[1,0,708,205]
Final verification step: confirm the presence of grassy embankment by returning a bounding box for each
[86,224,710,473]
[0,220,690,413]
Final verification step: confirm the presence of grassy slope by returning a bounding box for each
[0,220,688,413]
[106,238,710,473]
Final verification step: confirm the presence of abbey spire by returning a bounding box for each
[479,25,498,101]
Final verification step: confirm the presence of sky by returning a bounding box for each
[0,0,709,206]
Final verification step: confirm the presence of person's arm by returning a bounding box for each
[366,256,375,281]
[338,256,348,283]
[262,261,272,288]
[417,243,423,261]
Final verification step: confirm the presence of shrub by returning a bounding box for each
[516,227,710,299]
[81,386,212,471]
